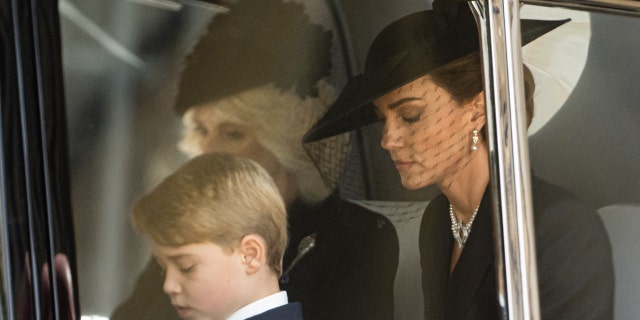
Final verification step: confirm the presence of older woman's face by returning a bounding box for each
[373,76,478,190]
[179,104,283,176]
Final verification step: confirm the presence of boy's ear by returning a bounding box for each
[239,234,266,275]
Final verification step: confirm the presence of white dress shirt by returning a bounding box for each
[226,291,289,320]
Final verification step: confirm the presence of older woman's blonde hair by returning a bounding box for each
[131,153,288,275]
[178,83,336,203]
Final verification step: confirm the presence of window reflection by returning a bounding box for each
[61,0,216,316]
[60,0,640,319]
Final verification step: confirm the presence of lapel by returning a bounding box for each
[445,192,495,319]
[420,195,454,319]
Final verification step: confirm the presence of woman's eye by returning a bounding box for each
[402,114,421,123]
[195,124,208,136]
[223,129,246,141]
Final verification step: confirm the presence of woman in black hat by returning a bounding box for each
[111,1,398,319]
[304,1,614,319]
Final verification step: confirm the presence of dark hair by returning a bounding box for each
[429,53,535,127]
[174,0,332,115]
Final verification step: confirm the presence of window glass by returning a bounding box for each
[61,0,218,317]
[524,5,640,319]
[60,0,640,319]
[61,0,360,318]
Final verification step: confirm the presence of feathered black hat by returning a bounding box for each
[174,0,333,115]
[303,0,569,143]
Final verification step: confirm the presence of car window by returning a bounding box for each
[58,0,639,319]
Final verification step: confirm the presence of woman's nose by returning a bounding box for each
[380,119,403,150]
[200,136,219,154]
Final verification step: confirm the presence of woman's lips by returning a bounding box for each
[394,160,413,171]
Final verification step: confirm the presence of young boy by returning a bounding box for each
[130,153,302,320]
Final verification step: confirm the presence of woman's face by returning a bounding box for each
[180,104,283,177]
[373,76,480,190]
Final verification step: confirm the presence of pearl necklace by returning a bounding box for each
[449,203,480,249]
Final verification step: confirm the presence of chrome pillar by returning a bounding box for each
[469,1,540,319]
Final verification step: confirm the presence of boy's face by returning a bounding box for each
[153,241,251,320]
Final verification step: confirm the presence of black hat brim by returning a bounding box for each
[303,13,570,143]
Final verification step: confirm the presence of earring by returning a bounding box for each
[471,129,479,151]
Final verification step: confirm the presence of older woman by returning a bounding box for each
[111,1,397,320]
[304,1,614,319]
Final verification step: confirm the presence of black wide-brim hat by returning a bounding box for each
[303,1,569,143]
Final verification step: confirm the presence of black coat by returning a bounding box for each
[110,191,398,320]
[282,191,398,320]
[420,175,614,320]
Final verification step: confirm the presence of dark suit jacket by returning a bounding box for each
[281,191,398,320]
[245,302,303,320]
[420,175,614,320]
[111,191,398,320]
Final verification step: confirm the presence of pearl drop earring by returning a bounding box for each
[471,129,479,151]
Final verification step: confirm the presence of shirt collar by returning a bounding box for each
[226,291,288,320]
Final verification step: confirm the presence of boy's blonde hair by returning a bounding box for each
[131,153,287,274]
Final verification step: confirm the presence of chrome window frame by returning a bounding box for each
[474,0,640,318]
